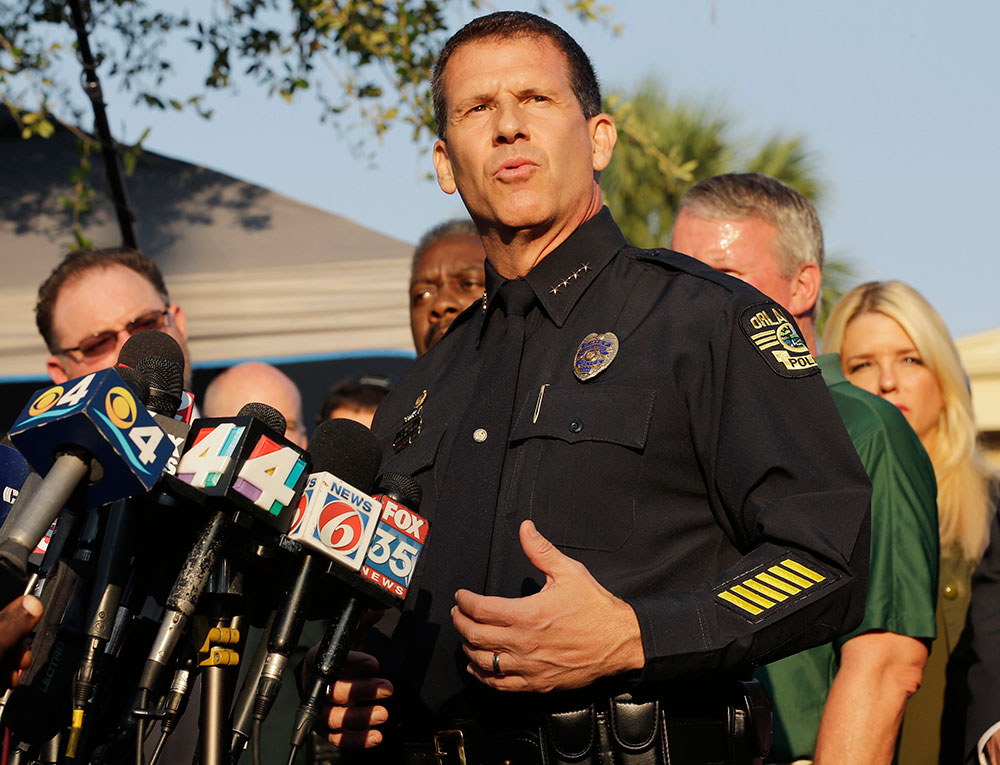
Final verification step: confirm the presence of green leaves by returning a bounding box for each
[1,0,615,249]
[602,78,821,250]
[2,1,613,148]
[602,77,853,316]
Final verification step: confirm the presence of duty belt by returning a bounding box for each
[401,727,541,765]
[397,680,771,765]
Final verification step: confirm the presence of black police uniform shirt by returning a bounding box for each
[370,207,872,723]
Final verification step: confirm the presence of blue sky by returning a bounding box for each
[81,0,1000,338]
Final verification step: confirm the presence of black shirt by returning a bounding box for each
[370,208,871,727]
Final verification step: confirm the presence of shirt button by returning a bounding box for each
[569,420,583,433]
[943,584,957,600]
[473,428,488,443]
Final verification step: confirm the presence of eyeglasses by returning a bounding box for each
[56,308,171,361]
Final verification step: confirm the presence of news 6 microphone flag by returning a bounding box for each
[287,473,381,573]
[9,369,174,508]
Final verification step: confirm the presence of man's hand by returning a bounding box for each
[985,730,1000,765]
[0,595,42,692]
[320,650,393,749]
[452,520,644,693]
[303,608,392,749]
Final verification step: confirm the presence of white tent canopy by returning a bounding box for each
[957,328,1000,433]
[0,114,416,380]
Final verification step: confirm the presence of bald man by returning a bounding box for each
[202,362,308,448]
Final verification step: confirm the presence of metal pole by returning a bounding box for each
[65,0,139,249]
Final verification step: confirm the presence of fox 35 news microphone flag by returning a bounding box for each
[288,471,429,757]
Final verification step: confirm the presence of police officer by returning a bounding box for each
[323,12,872,764]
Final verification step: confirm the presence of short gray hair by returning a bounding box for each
[411,219,479,276]
[679,173,824,276]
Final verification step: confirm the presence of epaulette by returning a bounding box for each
[627,247,820,378]
[625,246,756,296]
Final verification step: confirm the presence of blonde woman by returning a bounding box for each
[823,280,995,763]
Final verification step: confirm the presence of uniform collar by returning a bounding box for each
[481,207,625,333]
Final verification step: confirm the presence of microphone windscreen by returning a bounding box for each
[114,365,151,406]
[311,419,382,491]
[136,356,183,416]
[376,472,422,509]
[238,402,286,436]
[117,330,184,371]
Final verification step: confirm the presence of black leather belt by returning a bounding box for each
[401,727,542,765]
[395,679,769,765]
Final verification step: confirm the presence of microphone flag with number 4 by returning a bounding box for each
[9,369,174,508]
[170,415,310,533]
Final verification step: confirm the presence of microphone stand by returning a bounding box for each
[199,557,245,765]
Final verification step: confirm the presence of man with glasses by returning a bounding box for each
[35,247,191,387]
[30,247,196,763]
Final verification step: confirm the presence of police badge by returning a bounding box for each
[573,332,619,381]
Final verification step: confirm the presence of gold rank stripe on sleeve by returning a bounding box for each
[750,329,782,351]
[715,559,828,618]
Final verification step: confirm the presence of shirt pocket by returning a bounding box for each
[509,385,655,551]
[382,421,448,481]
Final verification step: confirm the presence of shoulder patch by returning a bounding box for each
[715,555,838,624]
[740,303,819,378]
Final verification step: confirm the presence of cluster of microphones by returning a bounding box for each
[0,331,429,765]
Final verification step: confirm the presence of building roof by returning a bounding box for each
[0,115,415,379]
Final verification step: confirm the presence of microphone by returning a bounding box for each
[168,403,309,533]
[117,332,188,469]
[139,364,188,475]
[0,439,34,531]
[288,469,428,758]
[117,328,193,421]
[137,403,309,705]
[363,472,426,607]
[244,420,382,746]
[19,362,148,575]
[0,368,171,606]
[135,356,183,418]
[115,329,184,374]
